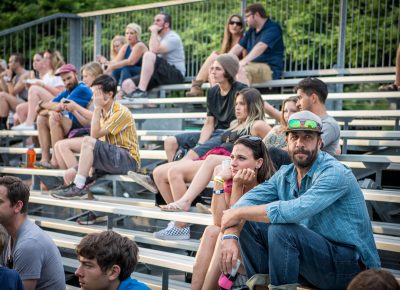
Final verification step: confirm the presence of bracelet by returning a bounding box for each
[213,189,224,195]
[214,176,224,184]
[221,234,239,241]
[196,142,203,146]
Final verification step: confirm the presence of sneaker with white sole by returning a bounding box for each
[128,171,158,193]
[153,221,190,240]
[12,123,35,131]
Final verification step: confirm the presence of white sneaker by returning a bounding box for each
[153,221,190,240]
[128,171,158,193]
[12,123,35,131]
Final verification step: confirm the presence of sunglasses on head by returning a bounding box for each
[229,21,243,26]
[287,119,321,130]
[239,135,262,142]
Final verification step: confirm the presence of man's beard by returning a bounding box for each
[289,145,319,169]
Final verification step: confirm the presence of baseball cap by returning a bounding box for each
[285,110,322,134]
[55,64,77,76]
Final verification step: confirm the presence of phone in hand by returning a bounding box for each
[63,100,71,104]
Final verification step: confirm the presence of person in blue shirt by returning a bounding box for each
[75,231,150,290]
[230,3,284,84]
[219,110,380,289]
[35,63,92,169]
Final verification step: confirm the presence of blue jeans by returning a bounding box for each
[112,65,141,85]
[239,222,363,289]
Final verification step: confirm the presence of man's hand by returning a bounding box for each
[62,99,79,112]
[221,208,242,232]
[219,238,240,274]
[149,24,161,33]
[239,59,249,68]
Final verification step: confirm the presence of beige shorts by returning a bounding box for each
[244,62,273,84]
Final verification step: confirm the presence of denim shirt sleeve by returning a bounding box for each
[266,165,349,223]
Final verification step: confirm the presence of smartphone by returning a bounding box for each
[63,100,70,104]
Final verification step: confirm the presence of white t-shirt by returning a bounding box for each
[160,31,186,76]
[42,72,64,87]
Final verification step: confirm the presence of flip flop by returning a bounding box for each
[160,202,185,212]
[34,161,56,169]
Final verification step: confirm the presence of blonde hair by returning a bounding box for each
[229,88,265,135]
[111,35,126,60]
[50,50,65,72]
[220,14,245,54]
[126,23,142,41]
[280,96,299,128]
[80,62,103,78]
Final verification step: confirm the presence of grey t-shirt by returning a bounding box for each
[321,114,340,156]
[160,31,186,76]
[2,219,65,290]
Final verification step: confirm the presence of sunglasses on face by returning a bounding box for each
[229,21,243,26]
[287,119,321,130]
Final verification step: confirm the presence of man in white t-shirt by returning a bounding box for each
[121,13,185,98]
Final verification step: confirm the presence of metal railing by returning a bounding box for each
[0,0,399,77]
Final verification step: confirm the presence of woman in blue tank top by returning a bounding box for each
[105,23,148,85]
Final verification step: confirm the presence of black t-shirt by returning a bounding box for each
[206,81,247,129]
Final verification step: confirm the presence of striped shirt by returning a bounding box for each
[233,151,380,268]
[101,102,140,167]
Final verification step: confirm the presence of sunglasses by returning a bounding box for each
[229,21,243,26]
[287,119,321,131]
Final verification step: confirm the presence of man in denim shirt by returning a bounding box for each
[219,111,380,289]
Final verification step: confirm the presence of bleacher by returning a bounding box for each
[1,0,400,288]
[0,70,400,289]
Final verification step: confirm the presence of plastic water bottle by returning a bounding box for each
[26,147,36,168]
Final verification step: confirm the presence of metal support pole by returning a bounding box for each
[69,17,82,72]
[335,0,347,96]
[240,0,247,18]
[161,269,169,290]
[94,16,102,60]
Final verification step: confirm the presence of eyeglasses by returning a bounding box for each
[229,21,243,26]
[239,135,262,142]
[287,119,321,131]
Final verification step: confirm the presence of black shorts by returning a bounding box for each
[92,140,138,175]
[175,129,224,157]
[131,56,184,91]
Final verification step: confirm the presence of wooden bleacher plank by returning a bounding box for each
[372,222,400,237]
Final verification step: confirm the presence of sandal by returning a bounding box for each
[159,202,185,212]
[34,161,57,169]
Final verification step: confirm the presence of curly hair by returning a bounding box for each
[76,231,139,281]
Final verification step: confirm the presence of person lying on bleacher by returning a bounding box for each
[0,53,29,130]
[13,49,65,131]
[75,231,150,290]
[219,111,380,289]
[104,23,148,86]
[264,77,341,169]
[186,13,245,97]
[120,12,185,98]
[190,137,275,290]
[34,64,92,169]
[149,88,270,240]
[0,176,65,290]
[51,75,140,200]
[229,3,284,85]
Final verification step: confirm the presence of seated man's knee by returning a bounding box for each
[36,115,48,127]
[121,79,135,94]
[164,136,178,150]
[143,51,156,61]
[203,225,220,239]
[82,136,96,149]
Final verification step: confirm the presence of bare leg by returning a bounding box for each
[76,136,96,177]
[137,51,156,91]
[15,102,28,123]
[182,149,200,160]
[171,155,228,211]
[202,232,226,290]
[0,92,23,117]
[53,137,83,169]
[191,225,220,290]
[25,85,54,125]
[197,51,219,83]
[48,115,72,166]
[121,79,137,95]
[164,136,179,162]
[37,115,51,162]
[153,161,179,204]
